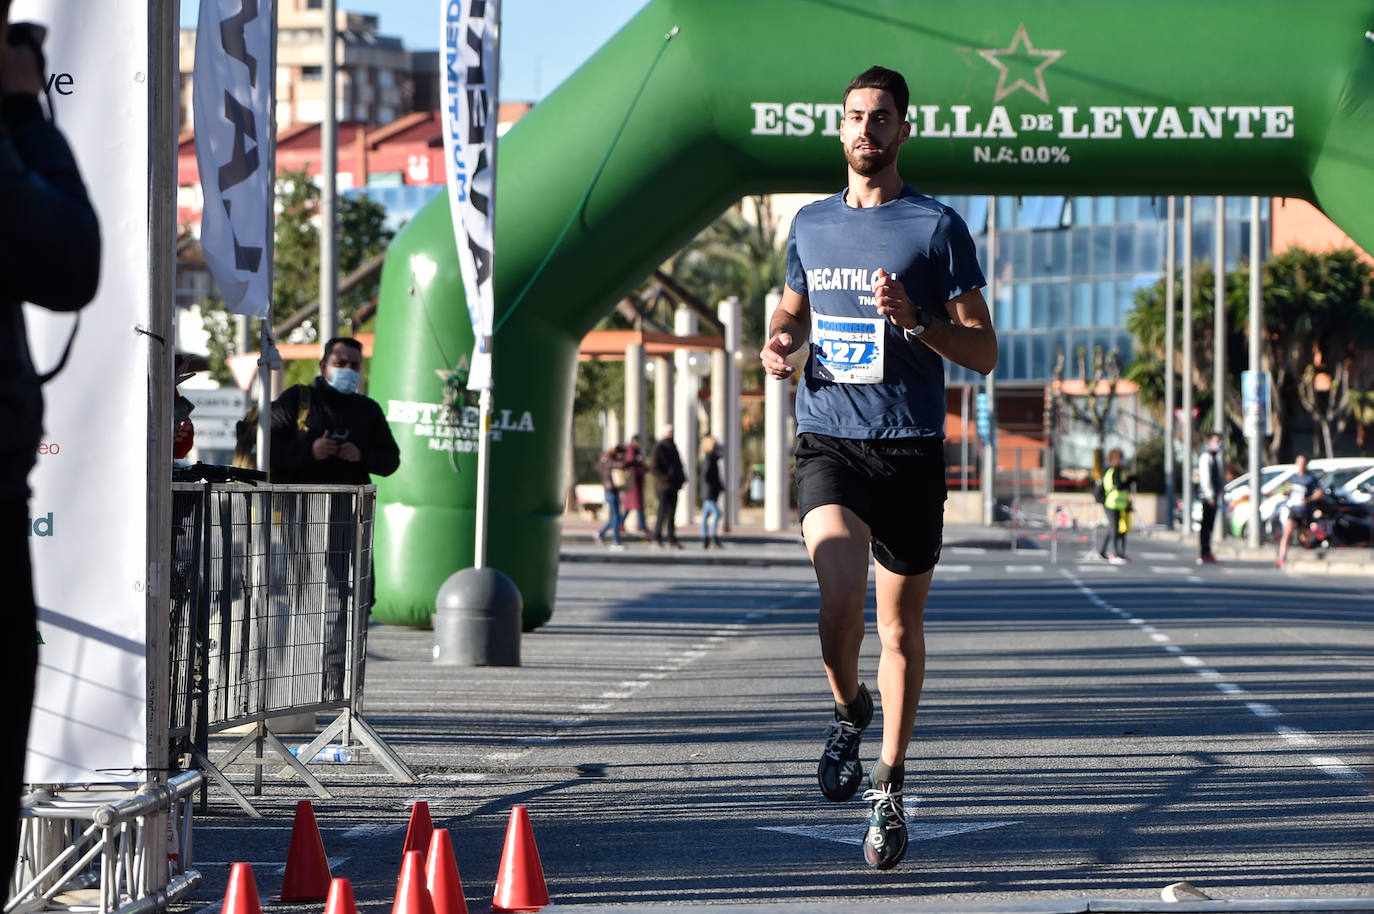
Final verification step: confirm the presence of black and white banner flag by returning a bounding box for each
[193,0,274,317]
[441,0,500,390]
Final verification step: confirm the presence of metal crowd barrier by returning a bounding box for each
[169,482,414,816]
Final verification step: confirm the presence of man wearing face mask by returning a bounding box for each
[270,337,399,699]
[270,336,400,484]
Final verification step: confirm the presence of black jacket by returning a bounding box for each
[1,95,101,498]
[269,376,400,484]
[700,451,723,502]
[650,437,685,493]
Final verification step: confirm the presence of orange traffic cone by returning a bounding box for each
[491,806,549,913]
[425,828,468,914]
[280,800,332,902]
[403,801,434,858]
[392,850,436,914]
[221,863,262,914]
[324,878,358,914]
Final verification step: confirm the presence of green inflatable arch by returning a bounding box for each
[371,0,1374,627]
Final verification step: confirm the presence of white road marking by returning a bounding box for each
[343,824,403,840]
[939,564,973,573]
[946,547,988,555]
[1308,757,1362,779]
[483,751,527,762]
[1068,570,1364,785]
[197,856,348,872]
[1275,726,1318,749]
[1150,566,1191,575]
[759,820,1019,847]
[1141,552,1177,561]
[1008,564,1045,573]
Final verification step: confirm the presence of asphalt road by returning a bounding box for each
[180,533,1374,912]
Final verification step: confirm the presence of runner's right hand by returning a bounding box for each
[761,331,797,379]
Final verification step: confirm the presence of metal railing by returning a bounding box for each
[169,482,414,816]
[7,772,202,914]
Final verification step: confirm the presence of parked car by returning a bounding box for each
[1331,464,1374,504]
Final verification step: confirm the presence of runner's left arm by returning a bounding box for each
[920,288,998,375]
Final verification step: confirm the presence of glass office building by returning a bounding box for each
[941,195,1272,388]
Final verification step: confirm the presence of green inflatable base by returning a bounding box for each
[371,499,558,631]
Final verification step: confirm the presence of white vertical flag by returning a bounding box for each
[194,0,275,317]
[441,0,500,390]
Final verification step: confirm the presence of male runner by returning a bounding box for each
[760,66,997,869]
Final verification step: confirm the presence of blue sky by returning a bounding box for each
[178,0,649,102]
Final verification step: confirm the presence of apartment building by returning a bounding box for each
[178,0,438,131]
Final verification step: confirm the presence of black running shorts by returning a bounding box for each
[794,432,947,576]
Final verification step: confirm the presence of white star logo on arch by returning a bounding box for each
[977,24,1065,105]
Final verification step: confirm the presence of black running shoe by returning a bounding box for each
[862,778,909,870]
[817,684,872,802]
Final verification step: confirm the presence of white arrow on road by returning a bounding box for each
[760,821,1019,847]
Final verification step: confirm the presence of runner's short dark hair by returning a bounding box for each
[844,66,909,117]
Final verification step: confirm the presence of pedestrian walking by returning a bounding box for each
[759,66,996,869]
[650,424,686,548]
[699,435,724,549]
[595,444,627,551]
[1197,432,1224,564]
[622,435,648,537]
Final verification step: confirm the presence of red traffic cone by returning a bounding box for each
[221,863,263,914]
[324,878,358,914]
[392,850,436,914]
[280,800,332,902]
[425,828,468,914]
[403,800,434,858]
[491,806,549,913]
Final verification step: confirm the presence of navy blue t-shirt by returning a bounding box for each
[784,185,986,439]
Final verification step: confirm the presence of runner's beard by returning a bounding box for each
[845,135,900,176]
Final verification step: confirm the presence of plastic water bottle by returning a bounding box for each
[291,744,354,763]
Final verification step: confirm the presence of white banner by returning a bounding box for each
[441,0,500,390]
[193,0,275,318]
[14,0,150,783]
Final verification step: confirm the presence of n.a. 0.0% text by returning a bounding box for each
[973,145,1072,164]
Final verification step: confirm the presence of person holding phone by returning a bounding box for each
[270,337,399,699]
[1,4,101,892]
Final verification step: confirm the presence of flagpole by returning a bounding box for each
[469,7,502,571]
[256,0,279,475]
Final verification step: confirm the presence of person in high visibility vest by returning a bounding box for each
[1098,448,1133,563]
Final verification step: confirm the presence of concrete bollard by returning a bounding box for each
[433,567,522,666]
